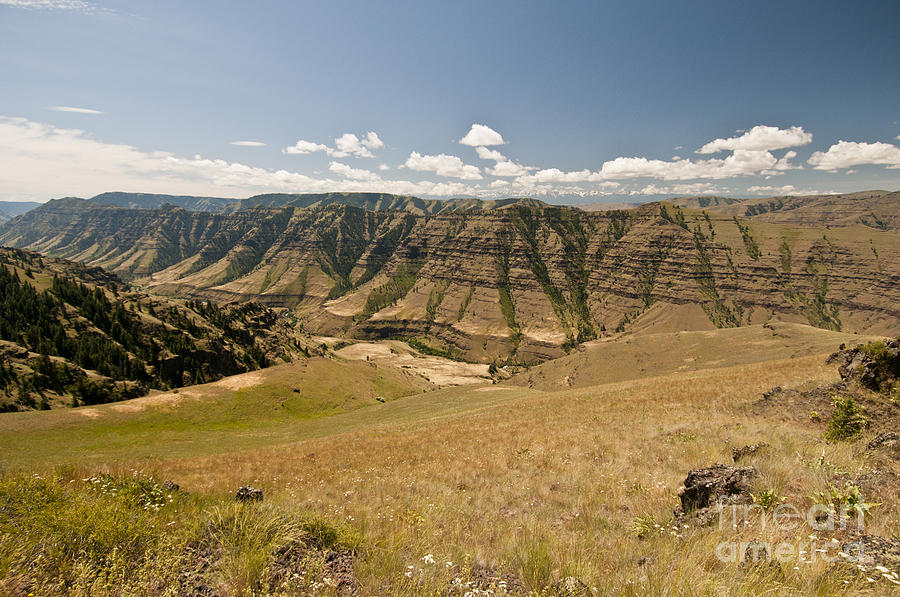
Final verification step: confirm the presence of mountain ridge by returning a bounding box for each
[1,191,897,364]
[0,247,307,411]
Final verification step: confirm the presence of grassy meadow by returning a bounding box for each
[1,326,898,595]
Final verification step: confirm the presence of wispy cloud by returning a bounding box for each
[230,141,265,147]
[48,106,104,114]
[2,0,113,13]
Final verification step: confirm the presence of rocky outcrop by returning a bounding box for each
[841,534,900,574]
[867,432,900,452]
[675,464,757,525]
[732,442,769,462]
[834,338,900,392]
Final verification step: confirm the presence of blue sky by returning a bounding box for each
[1,0,898,203]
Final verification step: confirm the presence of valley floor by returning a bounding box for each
[1,325,898,595]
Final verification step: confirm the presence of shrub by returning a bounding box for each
[811,483,878,519]
[859,339,900,391]
[825,396,867,441]
[629,515,660,538]
[752,488,784,510]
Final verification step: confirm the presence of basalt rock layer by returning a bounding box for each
[1,192,897,363]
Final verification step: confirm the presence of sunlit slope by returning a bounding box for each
[0,323,876,468]
[0,356,442,467]
[508,322,884,391]
[5,348,894,594]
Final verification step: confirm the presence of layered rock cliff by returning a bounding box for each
[1,192,897,363]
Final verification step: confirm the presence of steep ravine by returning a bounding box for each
[1,195,897,363]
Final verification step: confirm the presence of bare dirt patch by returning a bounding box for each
[213,370,264,391]
[333,340,491,387]
[109,390,193,413]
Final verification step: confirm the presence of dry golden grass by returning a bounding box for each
[136,354,897,595]
[2,334,898,595]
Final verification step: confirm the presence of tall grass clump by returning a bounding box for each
[0,471,355,596]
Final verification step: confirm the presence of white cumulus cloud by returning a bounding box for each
[328,161,381,182]
[475,146,505,161]
[284,139,328,154]
[230,141,265,147]
[628,182,723,196]
[404,152,482,180]
[473,146,530,177]
[489,161,529,177]
[459,124,505,147]
[697,125,812,154]
[597,149,779,181]
[808,140,900,171]
[0,116,482,200]
[330,132,383,158]
[283,132,383,158]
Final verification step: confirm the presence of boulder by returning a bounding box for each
[835,338,900,392]
[842,534,900,572]
[732,442,769,463]
[761,386,782,399]
[867,431,900,452]
[675,464,757,525]
[235,486,263,502]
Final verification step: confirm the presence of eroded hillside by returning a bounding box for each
[1,192,897,363]
[0,248,308,411]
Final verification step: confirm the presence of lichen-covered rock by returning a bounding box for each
[235,486,263,502]
[549,576,591,596]
[835,338,900,392]
[675,464,757,525]
[732,442,769,462]
[867,431,900,452]
[842,534,900,572]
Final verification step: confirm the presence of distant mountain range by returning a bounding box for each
[0,190,896,364]
[0,201,41,224]
[15,191,552,216]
